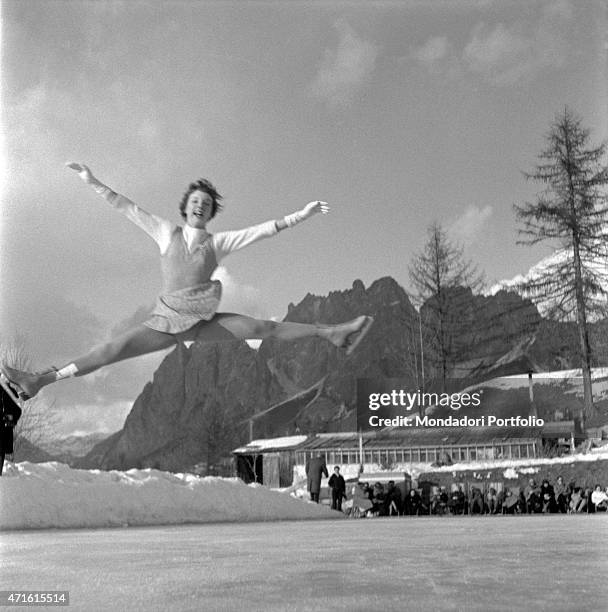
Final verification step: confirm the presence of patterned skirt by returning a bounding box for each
[143,281,222,334]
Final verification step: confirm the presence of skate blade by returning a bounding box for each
[345,316,374,356]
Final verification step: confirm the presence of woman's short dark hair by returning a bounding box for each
[179,179,223,220]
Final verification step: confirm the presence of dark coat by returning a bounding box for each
[1,385,21,455]
[404,490,423,515]
[328,473,346,494]
[306,456,329,494]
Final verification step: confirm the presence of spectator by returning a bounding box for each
[404,489,424,516]
[524,479,542,514]
[540,480,557,513]
[502,487,522,514]
[554,476,569,513]
[469,487,484,515]
[328,466,346,512]
[371,482,386,516]
[502,489,519,514]
[486,487,500,515]
[583,488,594,513]
[0,385,21,476]
[590,485,608,512]
[305,454,328,503]
[359,482,374,505]
[569,487,587,513]
[385,480,402,516]
[344,483,373,518]
[449,485,466,515]
[431,486,449,515]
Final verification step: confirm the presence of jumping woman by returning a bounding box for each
[1,163,373,400]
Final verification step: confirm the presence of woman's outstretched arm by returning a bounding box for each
[212,200,330,261]
[66,162,174,252]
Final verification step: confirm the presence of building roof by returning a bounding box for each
[232,435,309,454]
[540,420,577,439]
[232,425,544,455]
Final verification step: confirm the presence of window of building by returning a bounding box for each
[512,445,520,459]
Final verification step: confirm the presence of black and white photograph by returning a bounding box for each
[1,0,607,610]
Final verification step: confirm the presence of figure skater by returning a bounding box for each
[1,163,373,400]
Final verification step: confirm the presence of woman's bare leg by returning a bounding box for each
[2,325,176,399]
[2,314,373,399]
[180,313,372,348]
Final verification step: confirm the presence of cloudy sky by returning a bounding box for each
[1,0,606,438]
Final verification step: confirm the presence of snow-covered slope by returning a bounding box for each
[489,244,607,318]
[0,462,336,530]
[38,432,112,459]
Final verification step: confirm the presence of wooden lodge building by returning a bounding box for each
[232,421,580,488]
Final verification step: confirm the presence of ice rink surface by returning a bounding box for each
[1,515,606,611]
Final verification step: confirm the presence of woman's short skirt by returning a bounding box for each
[143,281,222,334]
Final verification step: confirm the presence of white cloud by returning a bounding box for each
[411,35,462,80]
[211,265,270,320]
[448,205,493,245]
[412,2,574,87]
[462,2,572,86]
[413,36,451,67]
[463,22,532,85]
[311,20,378,107]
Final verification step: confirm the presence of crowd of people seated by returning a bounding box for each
[343,476,608,517]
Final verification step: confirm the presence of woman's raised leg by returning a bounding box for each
[1,325,177,399]
[180,313,373,350]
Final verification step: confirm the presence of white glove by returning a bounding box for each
[66,162,111,196]
[283,201,330,228]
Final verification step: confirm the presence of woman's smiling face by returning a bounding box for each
[184,189,214,228]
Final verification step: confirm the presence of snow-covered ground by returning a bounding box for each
[0,462,336,531]
[3,448,608,531]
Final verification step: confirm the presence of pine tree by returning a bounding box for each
[409,222,484,392]
[515,108,608,423]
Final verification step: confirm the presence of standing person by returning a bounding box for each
[540,479,557,513]
[306,454,328,503]
[485,487,500,515]
[385,480,403,516]
[469,487,484,515]
[0,385,21,476]
[328,466,346,511]
[2,163,374,401]
[524,478,541,514]
[554,476,569,513]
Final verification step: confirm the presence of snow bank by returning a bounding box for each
[424,449,608,476]
[0,462,337,531]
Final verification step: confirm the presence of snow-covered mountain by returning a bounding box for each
[37,432,113,462]
[488,243,607,319]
